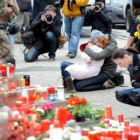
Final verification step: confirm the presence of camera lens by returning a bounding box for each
[94,5,100,11]
[46,14,53,22]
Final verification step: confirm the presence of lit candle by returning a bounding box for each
[9,64,15,75]
[130,126,140,133]
[118,114,124,123]
[41,120,51,133]
[105,105,112,119]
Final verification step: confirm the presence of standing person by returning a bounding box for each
[85,0,112,37]
[112,48,140,106]
[24,5,62,62]
[61,30,117,92]
[0,0,20,56]
[60,0,89,58]
[15,0,32,43]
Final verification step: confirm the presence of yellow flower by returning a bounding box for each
[134,31,139,37]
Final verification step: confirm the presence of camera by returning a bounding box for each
[94,2,102,12]
[46,14,53,22]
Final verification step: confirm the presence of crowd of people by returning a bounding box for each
[0,0,140,109]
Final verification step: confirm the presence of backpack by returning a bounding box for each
[21,30,37,50]
[112,72,124,86]
[17,0,32,12]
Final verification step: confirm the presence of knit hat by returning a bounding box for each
[89,30,106,42]
[95,0,105,4]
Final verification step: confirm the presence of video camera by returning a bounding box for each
[46,14,53,22]
[94,2,102,12]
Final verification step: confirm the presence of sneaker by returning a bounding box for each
[103,79,115,89]
[66,53,76,58]
[48,57,55,62]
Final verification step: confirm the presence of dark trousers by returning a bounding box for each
[61,61,74,78]
[73,73,111,91]
[24,31,57,62]
[116,88,140,106]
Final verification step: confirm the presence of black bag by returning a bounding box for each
[21,31,37,49]
[17,0,32,12]
[112,72,124,86]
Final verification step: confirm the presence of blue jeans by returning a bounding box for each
[73,73,111,91]
[8,34,15,57]
[64,16,84,55]
[116,88,140,106]
[61,61,74,78]
[24,31,57,62]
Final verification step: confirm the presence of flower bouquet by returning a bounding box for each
[36,103,56,123]
[67,96,105,122]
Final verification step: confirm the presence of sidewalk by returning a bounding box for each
[15,31,140,124]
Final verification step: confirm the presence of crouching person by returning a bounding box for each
[24,5,62,62]
[0,30,15,65]
[112,48,140,106]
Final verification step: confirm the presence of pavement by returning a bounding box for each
[15,27,140,125]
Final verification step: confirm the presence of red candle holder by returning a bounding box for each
[128,132,139,140]
[57,106,69,125]
[124,120,130,128]
[41,120,51,132]
[130,125,140,133]
[118,114,124,123]
[47,85,55,95]
[105,105,113,119]
[9,65,15,75]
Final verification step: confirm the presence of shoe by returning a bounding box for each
[66,53,76,58]
[48,57,55,62]
[103,79,115,89]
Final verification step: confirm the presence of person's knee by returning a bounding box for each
[115,90,124,102]
[45,31,56,41]
[24,54,36,62]
[61,61,68,69]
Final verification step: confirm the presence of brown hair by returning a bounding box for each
[132,5,140,17]
[44,5,56,12]
[112,49,132,60]
[98,36,109,49]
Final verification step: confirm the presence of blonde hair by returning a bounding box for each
[98,36,109,49]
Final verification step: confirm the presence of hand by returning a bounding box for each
[41,14,46,21]
[7,0,14,6]
[6,7,13,14]
[90,4,95,11]
[86,42,94,48]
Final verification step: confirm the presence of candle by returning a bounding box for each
[118,114,124,123]
[57,106,69,125]
[130,125,140,133]
[105,105,113,119]
[41,120,51,132]
[82,128,90,137]
[47,85,55,95]
[9,64,15,75]
[124,120,130,127]
[128,132,139,140]
[20,78,25,87]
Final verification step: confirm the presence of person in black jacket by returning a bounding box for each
[85,0,112,36]
[24,5,62,62]
[112,48,140,106]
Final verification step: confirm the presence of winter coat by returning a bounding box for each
[85,7,112,34]
[128,53,140,88]
[0,0,19,25]
[61,0,89,18]
[85,38,118,78]
[28,12,62,50]
[0,30,11,58]
[65,45,104,80]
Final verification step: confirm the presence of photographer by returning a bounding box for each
[85,0,112,36]
[24,5,62,62]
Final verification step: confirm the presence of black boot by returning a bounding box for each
[65,77,76,93]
